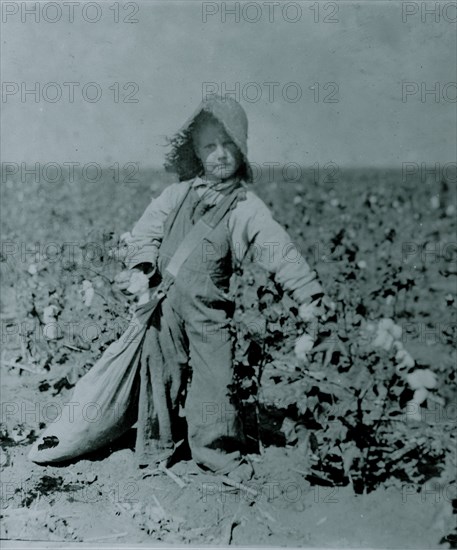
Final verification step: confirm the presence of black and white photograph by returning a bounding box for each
[1,1,456,548]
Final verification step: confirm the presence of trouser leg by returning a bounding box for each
[184,315,245,474]
[135,298,189,465]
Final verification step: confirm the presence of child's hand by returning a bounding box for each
[114,268,149,296]
[114,269,132,292]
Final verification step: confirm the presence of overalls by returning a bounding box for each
[135,182,248,474]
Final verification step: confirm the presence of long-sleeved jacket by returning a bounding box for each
[124,177,323,306]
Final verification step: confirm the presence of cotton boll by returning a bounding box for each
[383,318,401,337]
[368,194,378,205]
[359,321,376,345]
[395,349,415,373]
[42,305,59,340]
[405,389,429,422]
[446,204,455,217]
[407,369,438,390]
[389,323,402,340]
[372,318,402,351]
[394,349,409,363]
[365,322,377,336]
[294,333,315,362]
[127,271,149,295]
[383,334,395,351]
[298,301,320,323]
[379,318,394,331]
[81,280,95,307]
[412,387,429,405]
[372,331,386,349]
[430,195,440,209]
[373,331,394,351]
[373,318,392,342]
[43,305,59,323]
[393,341,404,352]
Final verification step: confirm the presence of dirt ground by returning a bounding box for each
[0,363,453,548]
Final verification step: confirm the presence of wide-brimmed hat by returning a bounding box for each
[164,95,253,182]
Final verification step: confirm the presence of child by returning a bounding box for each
[117,95,333,481]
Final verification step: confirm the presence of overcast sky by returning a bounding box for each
[2,0,456,170]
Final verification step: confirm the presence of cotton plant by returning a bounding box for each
[295,311,442,423]
[291,311,446,488]
[366,317,402,351]
[405,368,441,421]
[367,317,441,422]
[294,296,338,364]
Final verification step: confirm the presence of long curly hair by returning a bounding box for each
[163,111,252,182]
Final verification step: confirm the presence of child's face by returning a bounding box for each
[193,119,241,182]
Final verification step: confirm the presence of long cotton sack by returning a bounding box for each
[28,299,158,464]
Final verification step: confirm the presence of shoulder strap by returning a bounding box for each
[165,187,241,279]
[163,179,195,232]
